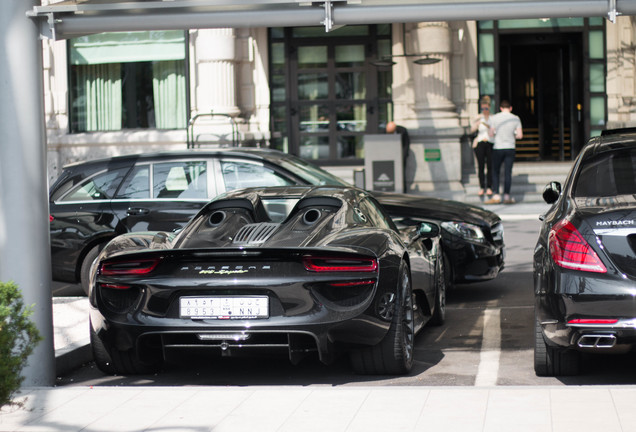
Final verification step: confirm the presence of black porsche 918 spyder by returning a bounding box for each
[89,185,446,376]
[534,128,636,376]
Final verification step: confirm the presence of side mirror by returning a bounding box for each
[415,222,440,239]
[542,181,562,204]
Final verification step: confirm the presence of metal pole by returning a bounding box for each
[0,0,55,386]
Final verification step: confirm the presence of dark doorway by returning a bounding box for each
[499,33,583,161]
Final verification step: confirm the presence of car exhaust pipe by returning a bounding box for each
[577,334,617,348]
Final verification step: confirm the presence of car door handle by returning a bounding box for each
[126,207,150,216]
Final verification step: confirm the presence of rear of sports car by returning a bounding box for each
[90,247,393,372]
[535,139,636,376]
[89,188,404,374]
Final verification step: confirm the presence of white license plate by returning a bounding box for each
[179,296,269,319]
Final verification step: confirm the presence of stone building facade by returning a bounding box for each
[41,18,636,197]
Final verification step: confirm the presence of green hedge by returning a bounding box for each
[0,281,42,408]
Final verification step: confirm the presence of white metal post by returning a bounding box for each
[0,0,55,386]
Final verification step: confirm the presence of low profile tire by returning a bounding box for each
[430,251,447,327]
[80,244,102,296]
[534,315,580,377]
[90,324,116,375]
[90,322,159,375]
[350,261,414,375]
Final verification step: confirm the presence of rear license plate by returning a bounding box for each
[179,296,269,319]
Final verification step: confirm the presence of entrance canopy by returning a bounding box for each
[30,0,636,40]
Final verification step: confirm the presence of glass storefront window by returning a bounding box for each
[336,72,366,99]
[589,17,604,26]
[69,31,187,132]
[498,18,583,29]
[378,39,391,58]
[378,70,392,99]
[271,74,286,103]
[337,136,364,159]
[270,25,389,162]
[590,96,606,126]
[298,73,328,100]
[299,136,330,160]
[379,102,393,125]
[478,21,494,30]
[589,64,605,92]
[589,30,604,59]
[271,43,285,66]
[336,104,366,132]
[293,26,369,38]
[377,24,390,35]
[479,66,495,95]
[298,46,327,68]
[299,105,329,132]
[478,33,495,62]
[335,45,365,67]
[272,106,287,135]
[270,28,284,39]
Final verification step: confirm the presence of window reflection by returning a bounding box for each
[298,73,328,100]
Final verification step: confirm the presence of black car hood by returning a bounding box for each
[372,192,501,226]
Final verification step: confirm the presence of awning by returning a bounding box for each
[29,0,636,40]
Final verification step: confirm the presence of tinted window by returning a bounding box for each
[153,161,207,199]
[116,165,151,199]
[573,148,636,197]
[59,168,128,201]
[220,160,293,191]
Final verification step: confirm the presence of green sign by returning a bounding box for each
[424,149,441,162]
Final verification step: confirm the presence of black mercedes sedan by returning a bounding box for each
[49,148,504,294]
[534,128,636,376]
[89,186,445,375]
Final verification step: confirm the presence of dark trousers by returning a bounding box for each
[492,149,515,195]
[473,141,493,189]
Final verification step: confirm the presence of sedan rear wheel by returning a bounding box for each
[350,261,414,375]
[80,244,102,296]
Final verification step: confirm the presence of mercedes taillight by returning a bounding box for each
[549,220,607,273]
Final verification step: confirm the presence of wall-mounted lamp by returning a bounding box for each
[371,53,441,67]
[370,24,442,67]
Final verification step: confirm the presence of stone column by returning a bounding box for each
[192,28,240,117]
[392,22,464,198]
[411,22,459,129]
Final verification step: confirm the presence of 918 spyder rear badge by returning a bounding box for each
[179,265,272,275]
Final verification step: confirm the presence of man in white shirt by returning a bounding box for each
[485,100,523,204]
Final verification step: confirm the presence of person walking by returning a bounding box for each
[470,96,494,197]
[485,100,523,204]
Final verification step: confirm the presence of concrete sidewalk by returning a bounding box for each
[4,384,636,431]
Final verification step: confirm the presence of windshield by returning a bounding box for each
[278,155,351,187]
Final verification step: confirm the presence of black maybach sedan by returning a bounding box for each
[89,186,446,375]
[49,148,504,294]
[534,128,636,376]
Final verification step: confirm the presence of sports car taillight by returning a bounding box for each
[100,258,160,276]
[303,256,378,272]
[548,220,607,273]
